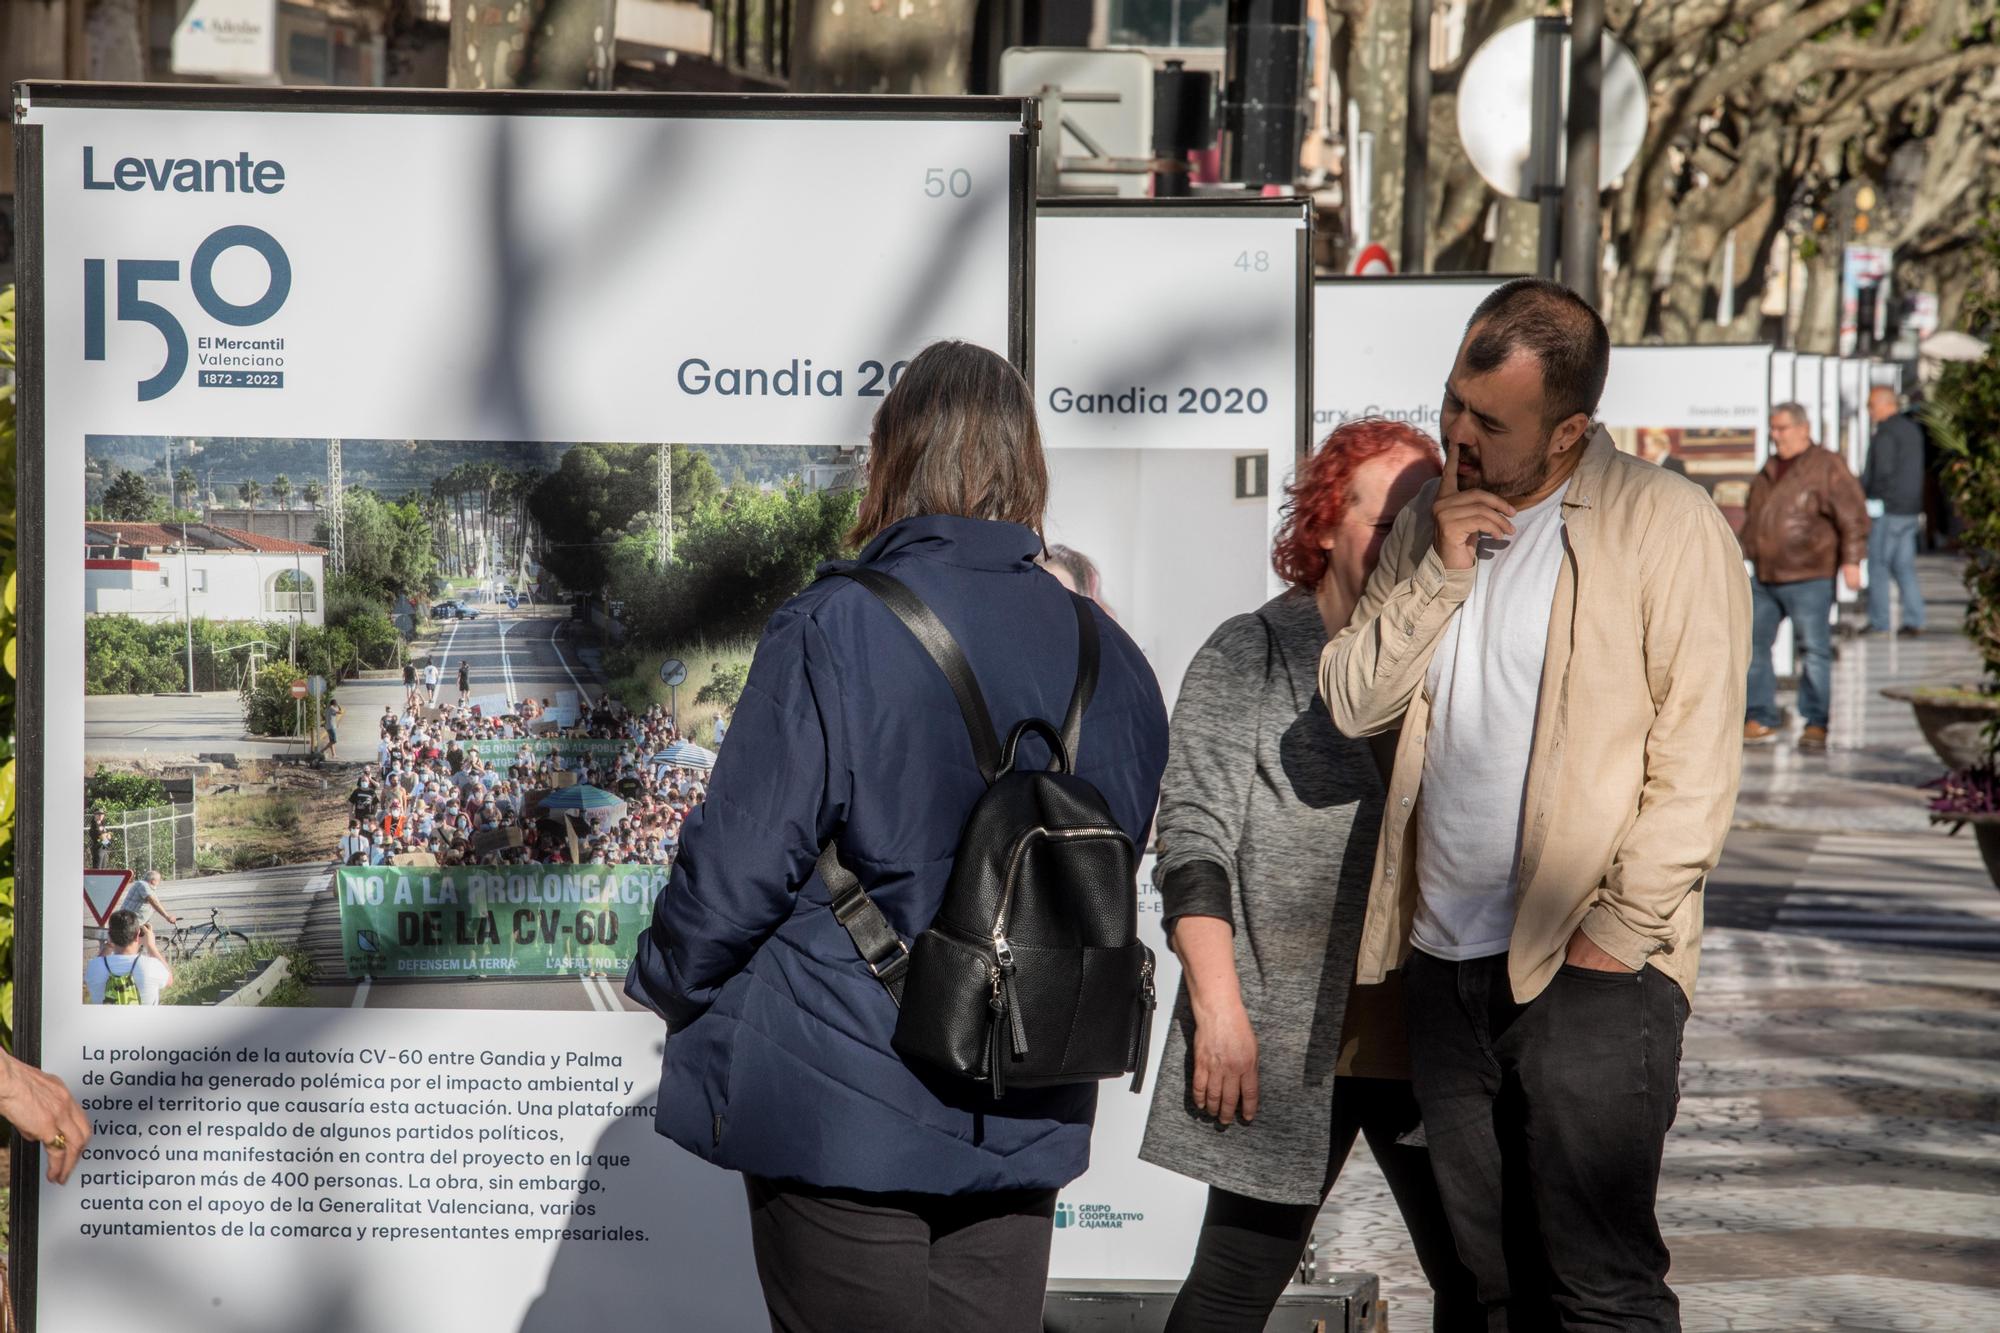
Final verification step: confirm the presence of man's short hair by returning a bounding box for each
[1772,401,1809,426]
[144,869,162,886]
[1463,277,1611,429]
[107,909,141,948]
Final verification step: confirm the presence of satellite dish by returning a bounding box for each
[1457,20,1647,200]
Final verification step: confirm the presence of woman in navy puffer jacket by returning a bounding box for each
[627,340,1169,1333]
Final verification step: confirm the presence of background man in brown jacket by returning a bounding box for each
[1738,402,1870,753]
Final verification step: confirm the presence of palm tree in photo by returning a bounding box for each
[238,478,262,510]
[302,479,324,510]
[173,465,197,514]
[272,474,294,511]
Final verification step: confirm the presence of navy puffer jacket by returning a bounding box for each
[627,515,1169,1194]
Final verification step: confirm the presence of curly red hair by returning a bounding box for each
[1271,418,1442,592]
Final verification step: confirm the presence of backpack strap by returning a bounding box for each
[816,844,906,1006]
[829,568,1002,786]
[1059,594,1099,767]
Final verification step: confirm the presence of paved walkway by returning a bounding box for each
[1313,556,2000,1331]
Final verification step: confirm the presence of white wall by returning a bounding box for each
[84,551,325,626]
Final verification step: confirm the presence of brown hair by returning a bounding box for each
[847,340,1048,549]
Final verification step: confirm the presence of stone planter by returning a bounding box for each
[1882,684,2000,771]
[1937,813,2000,889]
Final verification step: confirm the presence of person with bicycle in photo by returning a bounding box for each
[98,868,181,958]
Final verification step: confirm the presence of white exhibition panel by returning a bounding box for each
[1035,203,1309,1281]
[1792,353,1827,444]
[1598,344,1770,520]
[28,93,1028,1333]
[1839,358,1868,474]
[1820,356,1846,463]
[1038,203,1309,708]
[1312,277,1502,442]
[1769,349,1797,421]
[26,101,1020,445]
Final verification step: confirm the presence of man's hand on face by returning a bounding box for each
[1432,441,1519,571]
[1565,927,1638,973]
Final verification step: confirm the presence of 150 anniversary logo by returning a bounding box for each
[80,145,291,401]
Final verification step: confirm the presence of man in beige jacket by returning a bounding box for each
[1321,278,1751,1331]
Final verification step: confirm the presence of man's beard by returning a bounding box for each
[1479,430,1559,501]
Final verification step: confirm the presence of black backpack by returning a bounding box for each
[818,568,1155,1097]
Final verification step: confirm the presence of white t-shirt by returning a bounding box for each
[86,953,171,1005]
[1413,480,1570,961]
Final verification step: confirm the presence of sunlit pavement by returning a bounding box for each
[1313,555,2000,1331]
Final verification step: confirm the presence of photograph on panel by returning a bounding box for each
[79,434,859,1012]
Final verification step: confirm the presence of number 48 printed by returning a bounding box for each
[1234,250,1270,273]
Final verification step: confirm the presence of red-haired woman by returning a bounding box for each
[1141,419,1479,1331]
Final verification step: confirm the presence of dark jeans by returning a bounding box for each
[1867,513,1925,632]
[1748,576,1833,729]
[1404,951,1688,1333]
[743,1175,1056,1333]
[1164,1076,1481,1333]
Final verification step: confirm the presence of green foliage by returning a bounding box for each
[161,940,316,1007]
[336,607,402,669]
[1921,198,2000,699]
[84,768,169,813]
[82,616,303,694]
[242,661,316,737]
[0,287,16,1048]
[695,660,750,708]
[610,483,857,647]
[102,468,164,521]
[527,443,720,595]
[339,489,436,598]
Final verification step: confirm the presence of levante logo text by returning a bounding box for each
[82,146,286,194]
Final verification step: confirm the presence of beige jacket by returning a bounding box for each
[1319,432,1752,1003]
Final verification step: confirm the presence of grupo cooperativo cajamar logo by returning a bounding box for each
[80,145,291,402]
[1054,1201,1146,1230]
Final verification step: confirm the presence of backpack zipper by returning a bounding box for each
[1129,953,1156,1093]
[984,827,1130,1092]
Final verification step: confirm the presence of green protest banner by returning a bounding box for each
[336,865,665,979]
[465,738,628,763]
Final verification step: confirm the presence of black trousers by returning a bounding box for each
[743,1175,1057,1333]
[1403,951,1689,1333]
[1164,1076,1483,1333]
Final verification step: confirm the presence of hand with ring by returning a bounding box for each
[0,1050,92,1184]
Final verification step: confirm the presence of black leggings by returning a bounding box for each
[1163,1076,1483,1333]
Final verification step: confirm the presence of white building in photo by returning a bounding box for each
[84,522,326,628]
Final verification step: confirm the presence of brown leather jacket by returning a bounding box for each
[1739,445,1870,584]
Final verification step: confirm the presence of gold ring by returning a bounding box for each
[48,1133,66,1152]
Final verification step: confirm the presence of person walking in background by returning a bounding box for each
[423,659,441,705]
[1323,279,1750,1330]
[1740,402,1871,753]
[458,658,472,700]
[1145,418,1478,1332]
[626,341,1169,1333]
[1862,385,1927,638]
[88,807,112,870]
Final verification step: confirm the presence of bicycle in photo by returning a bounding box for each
[162,907,253,963]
